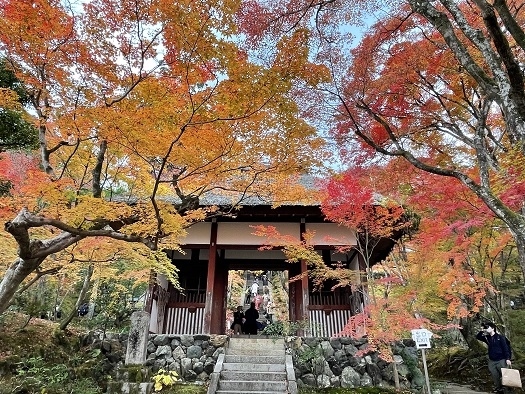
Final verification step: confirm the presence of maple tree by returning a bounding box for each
[351,156,518,346]
[390,163,518,335]
[0,0,329,314]
[253,173,423,359]
[0,58,38,154]
[232,1,525,356]
[319,171,430,361]
[320,167,507,361]
[321,170,409,271]
[236,0,525,284]
[254,163,504,358]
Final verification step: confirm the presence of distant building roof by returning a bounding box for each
[108,174,322,207]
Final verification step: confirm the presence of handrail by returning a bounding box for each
[206,353,225,394]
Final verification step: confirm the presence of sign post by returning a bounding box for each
[411,329,433,394]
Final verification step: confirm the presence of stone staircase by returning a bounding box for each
[242,271,272,332]
[207,337,297,394]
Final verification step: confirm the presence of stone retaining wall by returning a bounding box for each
[83,331,424,390]
[283,336,424,390]
[145,334,228,382]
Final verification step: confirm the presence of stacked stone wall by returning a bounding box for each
[283,336,424,390]
[83,331,424,390]
[144,334,227,382]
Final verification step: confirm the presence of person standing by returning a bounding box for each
[244,287,251,304]
[476,322,512,394]
[266,300,274,324]
[231,306,245,335]
[250,281,259,298]
[262,274,269,291]
[254,293,263,310]
[243,302,259,335]
[262,292,270,311]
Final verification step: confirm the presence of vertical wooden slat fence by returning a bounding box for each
[164,307,205,334]
[308,287,353,337]
[308,309,352,337]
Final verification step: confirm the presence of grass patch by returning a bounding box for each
[156,382,207,393]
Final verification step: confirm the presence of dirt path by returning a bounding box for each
[434,382,492,394]
[425,381,492,394]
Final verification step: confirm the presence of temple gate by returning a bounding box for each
[145,205,395,337]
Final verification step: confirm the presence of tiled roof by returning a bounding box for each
[109,174,321,207]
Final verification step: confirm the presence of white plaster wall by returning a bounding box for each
[305,223,356,245]
[175,221,356,246]
[217,222,301,245]
[158,275,168,290]
[180,222,212,244]
[349,254,360,270]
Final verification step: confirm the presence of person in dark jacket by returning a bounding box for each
[231,306,244,335]
[476,322,512,394]
[243,302,259,335]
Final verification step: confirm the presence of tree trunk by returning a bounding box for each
[0,257,44,314]
[0,209,85,315]
[60,264,94,331]
[512,227,525,284]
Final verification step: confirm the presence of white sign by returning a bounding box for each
[411,328,433,349]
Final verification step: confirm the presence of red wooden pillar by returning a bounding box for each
[203,220,218,334]
[299,258,309,321]
[289,264,297,322]
[298,219,309,327]
[289,261,309,328]
[215,256,228,334]
[289,219,309,327]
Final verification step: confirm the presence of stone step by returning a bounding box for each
[225,337,286,364]
[229,334,277,338]
[229,337,284,345]
[228,338,282,344]
[228,338,284,351]
[227,342,283,351]
[222,362,286,372]
[208,328,292,394]
[223,355,286,364]
[220,370,287,381]
[218,380,288,392]
[226,347,285,356]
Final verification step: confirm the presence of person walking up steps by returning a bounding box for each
[250,281,259,298]
[476,322,512,394]
[243,302,259,335]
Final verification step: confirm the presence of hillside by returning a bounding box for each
[0,312,104,394]
[0,312,211,394]
[1,310,524,394]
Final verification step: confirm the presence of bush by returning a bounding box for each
[0,355,102,394]
[261,319,309,336]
